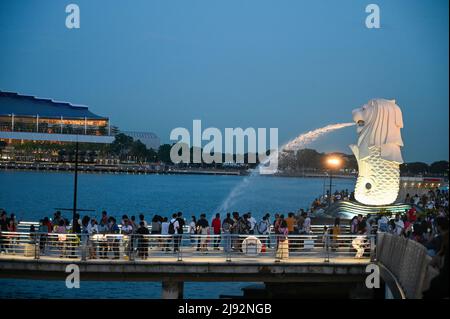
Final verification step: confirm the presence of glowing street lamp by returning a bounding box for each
[326,156,342,207]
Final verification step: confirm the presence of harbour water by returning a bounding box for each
[0,170,355,298]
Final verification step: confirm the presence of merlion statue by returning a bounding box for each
[349,98,404,206]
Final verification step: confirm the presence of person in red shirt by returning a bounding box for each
[212,213,221,250]
[407,207,417,223]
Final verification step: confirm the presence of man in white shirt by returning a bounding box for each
[247,212,257,234]
[303,212,311,234]
[161,218,169,235]
[394,214,404,236]
[377,215,389,232]
[170,213,180,252]
[161,217,170,251]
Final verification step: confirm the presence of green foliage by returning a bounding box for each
[158,144,173,164]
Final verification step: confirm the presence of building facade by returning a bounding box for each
[0,90,113,144]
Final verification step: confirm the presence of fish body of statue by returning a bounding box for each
[349,99,404,206]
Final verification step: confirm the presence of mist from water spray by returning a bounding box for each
[216,122,355,213]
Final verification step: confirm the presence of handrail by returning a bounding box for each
[16,221,352,235]
[0,231,375,263]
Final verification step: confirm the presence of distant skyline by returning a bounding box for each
[0,0,448,163]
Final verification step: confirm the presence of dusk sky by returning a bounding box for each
[0,0,448,163]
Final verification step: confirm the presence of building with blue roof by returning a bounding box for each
[0,90,113,144]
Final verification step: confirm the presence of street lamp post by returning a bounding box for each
[72,140,79,229]
[326,157,342,208]
[329,169,333,207]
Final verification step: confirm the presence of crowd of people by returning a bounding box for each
[0,188,448,261]
[311,189,355,209]
[0,208,318,258]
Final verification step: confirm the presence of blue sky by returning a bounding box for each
[0,0,448,163]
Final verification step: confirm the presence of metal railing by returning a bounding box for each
[0,231,376,263]
[16,221,352,235]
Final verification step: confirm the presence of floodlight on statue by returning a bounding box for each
[349,99,404,206]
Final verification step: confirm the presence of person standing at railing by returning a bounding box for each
[350,216,358,234]
[136,221,150,259]
[247,212,257,235]
[352,220,368,258]
[6,219,17,255]
[55,219,67,258]
[212,213,221,250]
[276,219,289,260]
[29,224,38,245]
[393,214,405,236]
[0,211,8,254]
[236,214,251,252]
[297,212,305,235]
[97,218,109,259]
[331,217,341,251]
[176,212,185,250]
[87,218,98,259]
[196,214,209,252]
[169,213,180,253]
[38,219,49,254]
[188,216,197,244]
[302,212,312,235]
[139,214,148,228]
[256,215,270,249]
[222,213,234,253]
[230,212,239,251]
[285,213,296,235]
[121,218,134,258]
[377,214,389,233]
[161,217,170,251]
[108,217,120,259]
[100,211,108,226]
[81,216,91,260]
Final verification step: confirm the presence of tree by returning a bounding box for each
[109,133,134,160]
[400,162,429,175]
[429,161,449,175]
[146,148,158,163]
[130,140,148,163]
[158,144,173,164]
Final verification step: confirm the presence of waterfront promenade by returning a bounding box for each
[0,228,374,298]
[0,222,440,299]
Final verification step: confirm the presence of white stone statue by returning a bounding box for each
[349,99,404,206]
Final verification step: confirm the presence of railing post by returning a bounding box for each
[324,234,330,263]
[275,235,281,263]
[225,234,231,262]
[177,235,183,262]
[370,235,376,262]
[34,233,40,260]
[81,234,87,261]
[129,234,135,261]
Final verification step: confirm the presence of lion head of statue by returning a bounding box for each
[352,98,404,163]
